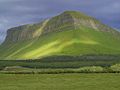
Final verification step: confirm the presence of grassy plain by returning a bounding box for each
[0,73,120,90]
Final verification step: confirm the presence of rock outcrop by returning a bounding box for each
[4,20,48,43]
[4,11,118,43]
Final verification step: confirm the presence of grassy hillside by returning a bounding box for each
[0,11,120,60]
[0,26,120,60]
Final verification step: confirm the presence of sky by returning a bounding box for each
[0,0,120,43]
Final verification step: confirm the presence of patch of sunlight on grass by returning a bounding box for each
[22,40,60,59]
[22,40,74,59]
[5,41,35,59]
[5,38,99,59]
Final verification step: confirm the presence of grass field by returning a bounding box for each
[0,73,120,90]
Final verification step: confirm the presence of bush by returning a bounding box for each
[77,66,104,73]
[110,64,120,72]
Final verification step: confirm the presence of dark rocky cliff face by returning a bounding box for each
[43,12,75,34]
[3,11,118,43]
[4,20,48,43]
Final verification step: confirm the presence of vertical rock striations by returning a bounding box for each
[3,11,119,43]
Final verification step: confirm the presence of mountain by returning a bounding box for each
[0,11,120,60]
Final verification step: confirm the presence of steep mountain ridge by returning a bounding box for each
[3,11,119,43]
[0,11,120,60]
[4,20,49,43]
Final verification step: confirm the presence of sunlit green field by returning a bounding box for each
[0,73,120,90]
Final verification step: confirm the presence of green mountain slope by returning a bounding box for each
[0,11,120,60]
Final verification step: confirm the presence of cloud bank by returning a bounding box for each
[0,0,120,43]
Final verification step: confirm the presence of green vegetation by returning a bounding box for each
[0,55,120,74]
[0,11,120,60]
[0,27,120,60]
[0,55,120,69]
[1,62,120,74]
[0,74,120,90]
[0,66,105,74]
[0,10,120,90]
[110,64,120,72]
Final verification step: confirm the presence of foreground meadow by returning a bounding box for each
[0,73,120,90]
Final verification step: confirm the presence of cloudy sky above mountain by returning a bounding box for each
[0,0,120,43]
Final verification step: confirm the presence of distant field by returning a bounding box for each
[0,74,120,90]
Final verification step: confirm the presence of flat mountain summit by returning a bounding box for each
[0,11,120,60]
